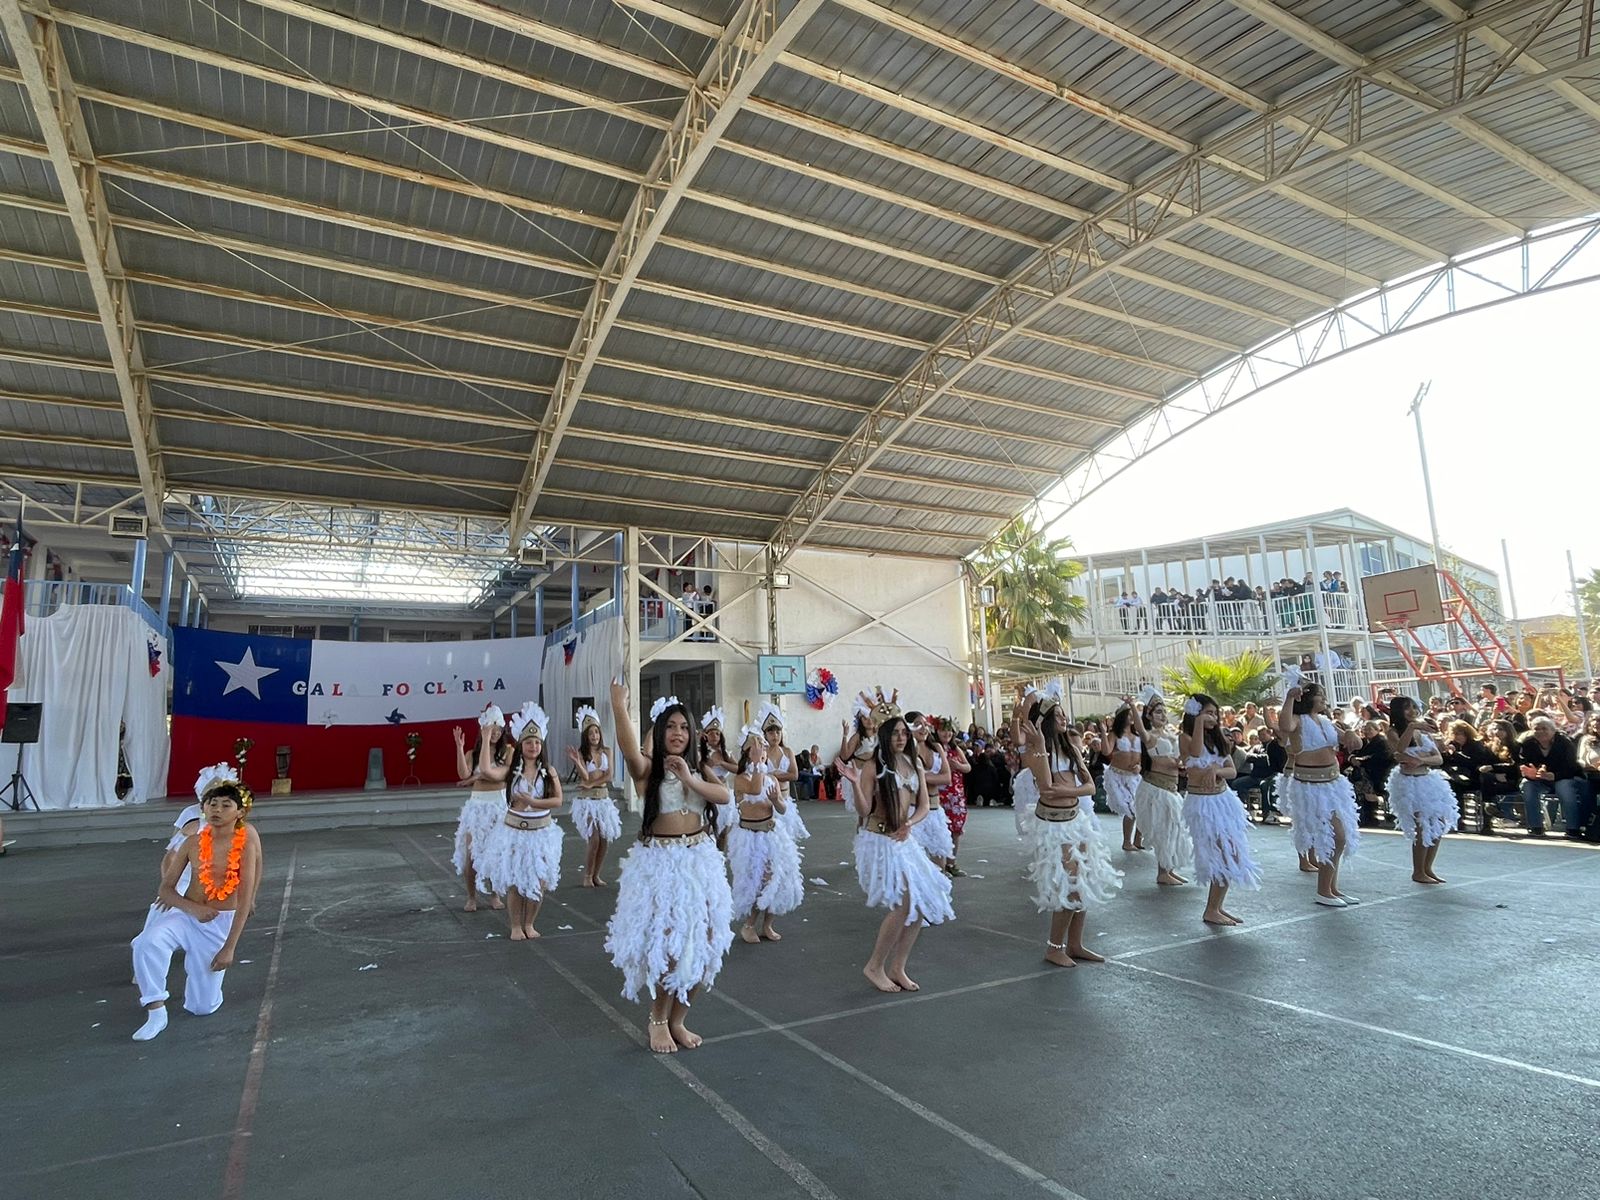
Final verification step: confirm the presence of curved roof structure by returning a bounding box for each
[1,0,1597,577]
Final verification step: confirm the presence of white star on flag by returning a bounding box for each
[215,647,279,698]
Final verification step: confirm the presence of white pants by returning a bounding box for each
[132,908,235,1014]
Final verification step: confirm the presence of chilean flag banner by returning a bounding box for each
[168,628,545,796]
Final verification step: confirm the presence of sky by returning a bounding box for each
[1034,276,1600,621]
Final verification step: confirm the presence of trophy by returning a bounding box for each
[403,731,422,787]
[271,744,293,796]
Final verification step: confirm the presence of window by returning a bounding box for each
[248,623,295,637]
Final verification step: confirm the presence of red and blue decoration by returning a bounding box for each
[147,637,163,678]
[563,639,577,665]
[804,666,839,710]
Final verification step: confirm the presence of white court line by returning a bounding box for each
[712,990,1091,1200]
[1109,958,1600,1091]
[534,951,841,1200]
[699,967,1062,1046]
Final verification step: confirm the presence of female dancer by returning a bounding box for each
[452,705,509,912]
[1277,670,1361,906]
[837,700,953,993]
[1385,695,1455,884]
[758,703,810,842]
[1011,683,1121,966]
[567,705,619,888]
[699,706,738,849]
[933,720,971,876]
[1179,694,1260,926]
[906,712,955,870]
[1129,690,1192,886]
[477,703,563,940]
[604,678,734,1053]
[726,723,804,944]
[837,693,883,818]
[1104,705,1145,852]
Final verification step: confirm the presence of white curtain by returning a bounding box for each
[540,615,623,789]
[12,606,170,809]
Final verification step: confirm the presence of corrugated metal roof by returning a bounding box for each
[0,0,1591,575]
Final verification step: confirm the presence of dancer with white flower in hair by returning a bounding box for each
[1277,668,1362,907]
[726,722,804,945]
[451,704,509,912]
[837,690,954,994]
[130,764,262,1041]
[1179,694,1260,926]
[698,706,738,848]
[1385,695,1456,884]
[757,702,810,842]
[477,703,563,940]
[905,710,955,870]
[605,678,735,1054]
[1012,682,1121,967]
[1129,688,1193,887]
[567,705,620,889]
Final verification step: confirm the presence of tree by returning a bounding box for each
[972,516,1088,653]
[1526,615,1597,675]
[1161,650,1278,708]
[1577,567,1600,627]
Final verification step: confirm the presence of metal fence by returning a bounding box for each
[19,580,169,639]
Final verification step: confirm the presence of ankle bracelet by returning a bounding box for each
[1046,940,1067,951]
[648,1017,670,1027]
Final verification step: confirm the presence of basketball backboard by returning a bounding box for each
[1360,565,1446,629]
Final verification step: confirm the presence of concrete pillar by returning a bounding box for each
[1307,525,1335,694]
[509,605,518,638]
[129,538,147,600]
[157,550,174,627]
[570,556,580,626]
[623,526,642,813]
[534,585,544,636]
[179,578,192,628]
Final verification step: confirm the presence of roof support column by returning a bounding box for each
[622,526,641,813]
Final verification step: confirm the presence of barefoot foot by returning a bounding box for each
[888,970,919,992]
[1427,872,1446,883]
[669,1020,702,1050]
[647,1020,677,1054]
[739,923,760,944]
[1220,908,1243,924]
[863,966,901,993]
[463,898,479,913]
[1157,870,1188,886]
[1044,943,1075,967]
[1202,911,1232,926]
[488,896,505,911]
[509,927,527,941]
[581,876,595,889]
[760,924,782,942]
[523,925,541,939]
[1068,946,1105,963]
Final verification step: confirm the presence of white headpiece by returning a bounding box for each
[756,701,784,732]
[700,705,726,732]
[509,702,549,742]
[1183,697,1203,717]
[1024,681,1063,715]
[175,802,204,828]
[1279,665,1304,698]
[738,721,766,746]
[479,703,506,728]
[649,695,681,723]
[1135,684,1160,708]
[573,704,600,732]
[193,762,238,801]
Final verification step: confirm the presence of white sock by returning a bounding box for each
[132,1007,168,1041]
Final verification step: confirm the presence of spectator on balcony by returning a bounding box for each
[1116,592,1132,631]
[1333,572,1348,594]
[1514,717,1592,838]
[1128,589,1146,631]
[1320,571,1337,594]
[1149,586,1171,630]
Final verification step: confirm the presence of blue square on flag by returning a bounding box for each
[173,629,311,723]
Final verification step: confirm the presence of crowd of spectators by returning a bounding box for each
[830,682,1600,843]
[1113,571,1355,635]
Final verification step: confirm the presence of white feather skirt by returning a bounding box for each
[605,837,735,1003]
[1104,768,1141,820]
[570,796,622,842]
[775,796,811,841]
[910,803,955,860]
[726,824,805,916]
[1014,768,1042,839]
[1387,768,1459,847]
[475,818,562,899]
[853,829,955,926]
[1182,791,1262,890]
[452,790,505,876]
[1025,807,1123,913]
[1284,775,1361,863]
[1134,779,1193,872]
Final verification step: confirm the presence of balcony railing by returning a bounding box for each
[1098,592,1359,638]
[12,581,170,639]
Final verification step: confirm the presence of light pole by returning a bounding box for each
[1567,549,1593,680]
[1407,381,1455,653]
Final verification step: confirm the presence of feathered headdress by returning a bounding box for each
[1135,684,1161,708]
[479,703,507,728]
[755,701,784,732]
[509,701,549,742]
[738,721,766,747]
[573,704,601,732]
[174,803,204,829]
[194,761,253,813]
[700,705,726,732]
[1023,680,1064,716]
[852,686,901,722]
[1279,665,1304,699]
[649,695,682,723]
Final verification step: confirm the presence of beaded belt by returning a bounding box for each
[1292,763,1341,783]
[739,817,776,832]
[503,812,551,831]
[1034,801,1079,822]
[1185,783,1228,796]
[1144,771,1180,793]
[866,818,895,835]
[642,829,711,848]
[576,787,611,800]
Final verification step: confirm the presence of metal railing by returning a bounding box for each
[639,596,719,643]
[15,580,169,639]
[1099,591,1361,638]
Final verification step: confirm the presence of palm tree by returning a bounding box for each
[1161,651,1277,708]
[972,517,1087,653]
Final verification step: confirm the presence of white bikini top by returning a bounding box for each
[584,752,609,773]
[656,775,706,817]
[1299,714,1340,751]
[929,751,944,775]
[510,772,547,801]
[708,762,730,781]
[1150,733,1179,758]
[1184,752,1227,769]
[1115,735,1141,753]
[738,771,779,806]
[1404,733,1438,758]
[775,752,791,774]
[1049,750,1087,785]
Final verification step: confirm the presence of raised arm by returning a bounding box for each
[610,678,650,781]
[453,725,474,782]
[1127,698,1150,741]
[477,733,510,784]
[1276,690,1300,741]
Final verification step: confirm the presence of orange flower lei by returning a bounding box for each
[197,824,246,903]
